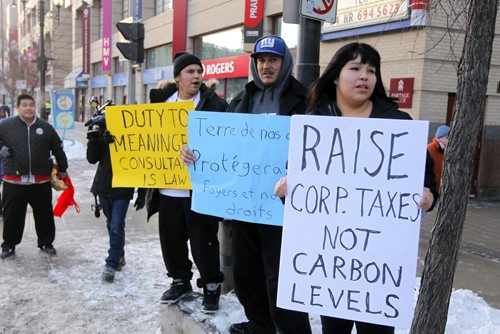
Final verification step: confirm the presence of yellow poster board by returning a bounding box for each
[106,101,195,189]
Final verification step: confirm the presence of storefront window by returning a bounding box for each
[92,87,107,106]
[146,45,173,69]
[274,17,298,49]
[194,28,244,60]
[114,58,127,74]
[225,78,247,103]
[145,83,160,103]
[114,86,127,105]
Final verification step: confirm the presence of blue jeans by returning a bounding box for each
[98,195,129,269]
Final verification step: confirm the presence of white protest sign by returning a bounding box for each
[277,115,429,327]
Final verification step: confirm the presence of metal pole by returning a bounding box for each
[126,0,137,104]
[295,16,321,88]
[39,0,47,120]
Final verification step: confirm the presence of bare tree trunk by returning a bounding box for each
[411,1,499,333]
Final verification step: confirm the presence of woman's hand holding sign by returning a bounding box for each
[419,187,434,212]
[274,176,288,198]
[180,144,196,165]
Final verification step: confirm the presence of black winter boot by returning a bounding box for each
[201,283,221,314]
[160,279,192,304]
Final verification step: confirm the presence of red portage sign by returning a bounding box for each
[244,0,264,27]
[390,78,414,108]
[244,0,265,46]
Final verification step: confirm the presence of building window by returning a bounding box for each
[92,62,103,77]
[122,0,129,19]
[146,45,173,69]
[194,27,244,60]
[155,0,172,15]
[114,58,127,74]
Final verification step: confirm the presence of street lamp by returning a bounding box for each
[54,0,62,25]
[38,0,47,120]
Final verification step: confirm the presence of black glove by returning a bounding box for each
[134,188,146,211]
[102,130,115,144]
[0,146,12,158]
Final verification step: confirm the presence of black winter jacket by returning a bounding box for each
[227,76,307,116]
[145,83,228,220]
[87,137,134,199]
[0,116,68,175]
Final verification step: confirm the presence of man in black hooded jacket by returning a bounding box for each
[146,52,227,313]
[226,35,312,334]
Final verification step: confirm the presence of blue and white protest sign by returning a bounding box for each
[188,111,290,226]
[52,89,75,130]
[277,115,429,327]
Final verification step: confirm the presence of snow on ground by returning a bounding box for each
[0,138,499,333]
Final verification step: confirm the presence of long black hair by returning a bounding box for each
[307,42,395,111]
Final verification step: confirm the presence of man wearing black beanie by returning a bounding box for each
[173,52,203,78]
[145,51,227,313]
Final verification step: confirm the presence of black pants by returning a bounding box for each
[158,195,222,284]
[1,182,55,249]
[321,317,394,334]
[232,221,312,334]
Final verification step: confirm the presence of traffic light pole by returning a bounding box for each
[296,16,321,88]
[127,63,135,104]
[127,0,136,105]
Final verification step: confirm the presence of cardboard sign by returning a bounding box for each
[188,111,290,225]
[277,115,429,327]
[106,101,195,189]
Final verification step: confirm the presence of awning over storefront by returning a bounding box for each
[64,67,88,89]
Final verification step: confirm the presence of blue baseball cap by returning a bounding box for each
[251,35,286,58]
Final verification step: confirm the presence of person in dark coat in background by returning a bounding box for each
[145,52,227,313]
[180,35,312,334]
[428,125,450,190]
[275,42,438,334]
[0,94,68,259]
[86,119,145,283]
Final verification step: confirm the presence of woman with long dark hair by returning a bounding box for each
[276,42,438,334]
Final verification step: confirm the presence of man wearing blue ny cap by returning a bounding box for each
[226,35,312,334]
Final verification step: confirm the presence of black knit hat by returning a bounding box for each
[173,52,203,77]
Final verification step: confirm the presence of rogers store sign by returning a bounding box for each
[202,54,250,80]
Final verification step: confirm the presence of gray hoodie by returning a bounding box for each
[249,42,294,115]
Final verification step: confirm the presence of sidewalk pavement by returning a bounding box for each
[418,199,500,308]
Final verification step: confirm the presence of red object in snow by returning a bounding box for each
[53,176,80,217]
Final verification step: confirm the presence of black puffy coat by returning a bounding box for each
[0,116,68,175]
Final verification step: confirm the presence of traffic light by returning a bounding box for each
[116,22,144,63]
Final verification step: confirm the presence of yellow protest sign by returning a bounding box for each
[105,101,195,189]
